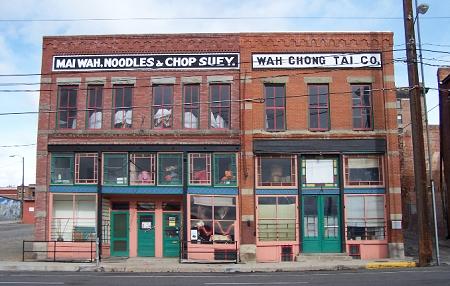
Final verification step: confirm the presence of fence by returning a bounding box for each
[179,241,239,264]
[22,240,96,262]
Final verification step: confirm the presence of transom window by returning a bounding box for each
[190,196,236,243]
[344,155,383,187]
[75,153,98,184]
[130,153,155,185]
[183,84,200,129]
[264,84,286,131]
[57,86,77,129]
[87,85,103,129]
[301,158,338,188]
[189,153,212,185]
[257,156,297,187]
[153,85,173,129]
[113,85,133,128]
[257,196,296,241]
[209,84,231,129]
[346,195,385,240]
[352,85,372,130]
[51,154,74,185]
[308,84,329,131]
[103,153,128,185]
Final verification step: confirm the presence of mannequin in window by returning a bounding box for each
[164,165,179,182]
[220,169,234,184]
[137,170,151,183]
[270,164,283,183]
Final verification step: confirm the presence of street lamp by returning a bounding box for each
[414,1,441,266]
[9,155,24,220]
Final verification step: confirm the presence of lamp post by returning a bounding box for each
[9,155,24,220]
[415,1,441,266]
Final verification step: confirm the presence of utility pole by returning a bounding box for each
[403,0,433,266]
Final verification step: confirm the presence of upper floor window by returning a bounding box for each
[189,153,211,185]
[158,153,183,186]
[130,153,155,185]
[256,156,297,187]
[51,153,73,184]
[301,158,338,188]
[396,99,402,109]
[183,84,200,129]
[352,85,372,130]
[153,85,173,129]
[397,114,403,125]
[87,85,103,129]
[113,85,132,129]
[74,153,98,184]
[344,155,383,187]
[57,86,77,129]
[214,154,237,186]
[103,153,128,185]
[265,84,286,131]
[209,84,230,129]
[308,84,329,131]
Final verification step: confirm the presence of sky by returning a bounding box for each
[0,0,448,187]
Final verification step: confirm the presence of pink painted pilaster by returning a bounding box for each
[129,201,137,257]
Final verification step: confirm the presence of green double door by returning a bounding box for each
[302,195,342,253]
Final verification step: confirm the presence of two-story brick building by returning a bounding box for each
[35,32,403,262]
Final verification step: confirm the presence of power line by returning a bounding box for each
[1,16,450,23]
[0,143,36,148]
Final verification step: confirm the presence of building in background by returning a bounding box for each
[438,68,450,238]
[34,32,403,262]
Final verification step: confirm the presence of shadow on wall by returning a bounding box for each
[0,196,20,221]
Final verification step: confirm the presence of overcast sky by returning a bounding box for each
[0,0,448,187]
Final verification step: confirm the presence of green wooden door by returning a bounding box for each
[111,211,129,257]
[163,213,181,257]
[137,213,155,257]
[302,195,341,253]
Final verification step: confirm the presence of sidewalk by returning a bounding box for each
[0,257,418,273]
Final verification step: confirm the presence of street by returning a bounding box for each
[0,223,34,261]
[0,267,449,286]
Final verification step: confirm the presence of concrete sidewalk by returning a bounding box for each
[0,258,418,273]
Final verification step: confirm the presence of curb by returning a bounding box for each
[365,261,417,269]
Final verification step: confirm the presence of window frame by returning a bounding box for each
[256,155,297,188]
[256,195,297,243]
[189,153,212,186]
[102,153,129,186]
[152,84,174,129]
[213,153,238,187]
[264,83,286,131]
[86,85,103,129]
[183,84,200,129]
[51,193,97,241]
[189,195,237,244]
[129,153,156,186]
[57,85,78,129]
[301,157,339,188]
[344,155,384,187]
[351,84,373,131]
[209,84,231,129]
[308,84,330,131]
[51,153,74,185]
[74,153,98,185]
[157,152,183,186]
[112,85,133,129]
[345,194,386,241]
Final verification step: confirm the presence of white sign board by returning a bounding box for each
[252,53,382,69]
[305,159,334,184]
[190,229,198,240]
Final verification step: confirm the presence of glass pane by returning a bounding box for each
[130,153,154,185]
[275,109,285,130]
[265,85,274,106]
[104,154,127,185]
[319,108,328,129]
[214,221,234,242]
[190,153,211,185]
[210,85,220,106]
[303,196,318,238]
[214,154,237,186]
[265,109,274,129]
[258,219,278,241]
[184,109,199,128]
[309,109,318,129]
[277,196,296,219]
[191,219,213,242]
[323,196,339,238]
[78,156,95,181]
[158,154,182,185]
[366,196,385,219]
[305,159,334,184]
[137,202,155,211]
[162,202,181,211]
[258,197,277,219]
[52,156,72,184]
[214,205,236,220]
[275,85,285,107]
[260,157,293,186]
[190,196,213,220]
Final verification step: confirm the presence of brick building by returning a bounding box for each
[35,32,403,262]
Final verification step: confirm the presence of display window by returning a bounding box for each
[257,196,296,241]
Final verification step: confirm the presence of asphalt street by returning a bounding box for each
[0,223,34,261]
[0,267,449,286]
